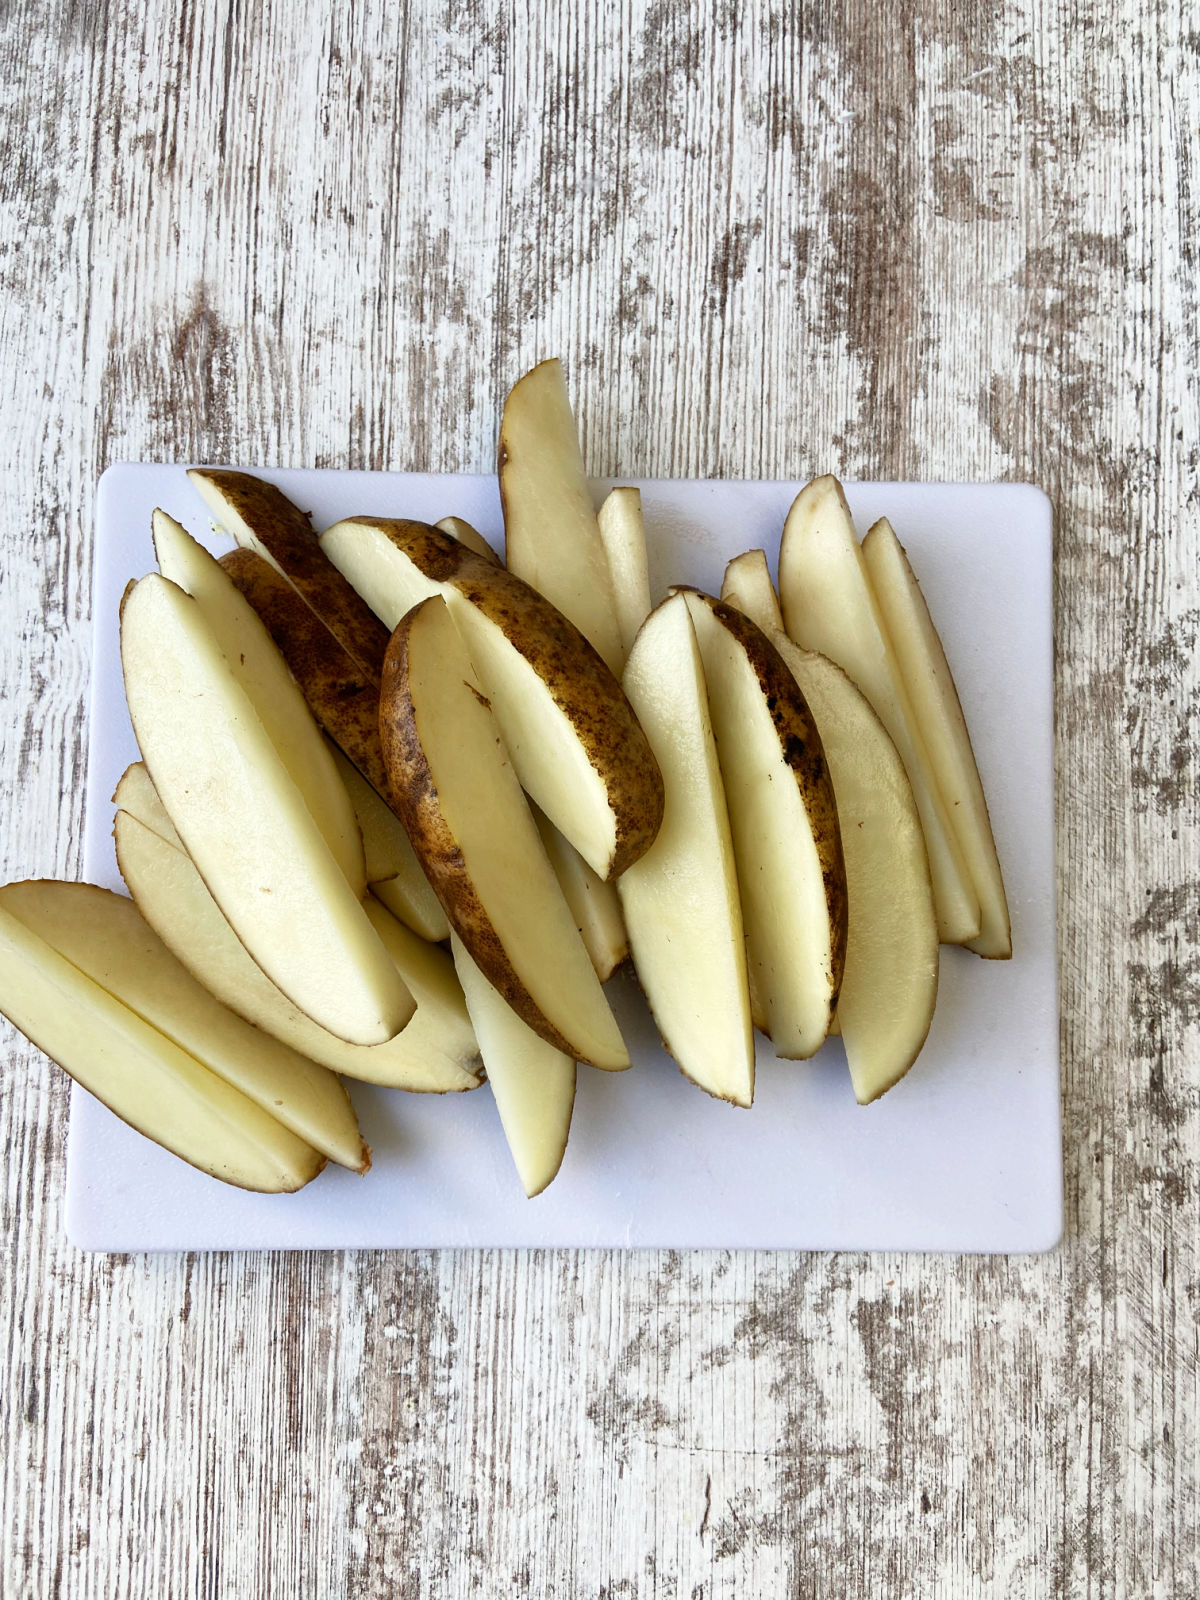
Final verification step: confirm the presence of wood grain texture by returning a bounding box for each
[1,0,1196,1595]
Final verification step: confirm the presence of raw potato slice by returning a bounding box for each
[114,808,480,1092]
[861,517,1012,959]
[380,596,630,1070]
[327,745,450,942]
[771,634,939,1102]
[0,902,324,1192]
[322,516,664,879]
[113,761,183,848]
[682,591,847,1059]
[152,510,366,895]
[720,549,784,635]
[533,805,629,981]
[597,487,653,658]
[120,573,414,1046]
[0,881,366,1172]
[499,358,625,674]
[437,516,499,563]
[778,476,981,946]
[189,467,392,680]
[220,546,390,799]
[451,934,575,1198]
[618,594,755,1105]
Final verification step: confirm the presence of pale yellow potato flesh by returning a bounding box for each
[533,805,629,982]
[596,487,653,660]
[152,509,366,895]
[683,591,845,1060]
[720,549,785,635]
[771,635,939,1103]
[321,518,663,879]
[0,881,367,1172]
[499,358,625,674]
[114,808,480,1093]
[437,515,499,563]
[618,594,755,1106]
[861,517,1012,959]
[380,596,630,1070]
[112,761,183,848]
[451,934,576,1198]
[120,574,414,1046]
[0,901,325,1192]
[778,476,981,946]
[327,743,450,942]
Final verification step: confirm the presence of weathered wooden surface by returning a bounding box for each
[1,0,1195,1594]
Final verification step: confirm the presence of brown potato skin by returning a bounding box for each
[379,598,585,1057]
[220,548,395,807]
[345,517,665,876]
[682,588,849,1010]
[190,469,392,682]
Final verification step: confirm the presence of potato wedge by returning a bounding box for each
[0,898,325,1192]
[120,573,414,1046]
[779,475,981,945]
[720,548,784,635]
[451,934,576,1198]
[618,593,755,1105]
[681,590,847,1059]
[861,517,1012,959]
[326,745,449,942]
[437,515,499,563]
[532,805,629,981]
[498,358,624,673]
[152,509,366,895]
[322,516,664,879]
[770,635,939,1102]
[597,487,653,658]
[188,467,391,681]
[379,595,630,1070]
[114,801,480,1092]
[0,880,367,1171]
[219,546,389,796]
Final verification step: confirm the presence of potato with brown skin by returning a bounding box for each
[379,596,630,1070]
[680,589,848,1058]
[219,547,391,800]
[189,468,392,682]
[322,516,665,879]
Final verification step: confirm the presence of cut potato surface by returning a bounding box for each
[533,805,629,982]
[437,515,499,563]
[380,596,630,1070]
[0,881,367,1172]
[113,760,183,848]
[451,934,576,1198]
[327,745,450,942]
[720,548,784,635]
[153,509,365,896]
[618,594,755,1106]
[0,900,325,1192]
[682,591,847,1060]
[861,517,1012,959]
[115,808,480,1092]
[597,487,653,659]
[120,573,414,1046]
[771,634,939,1102]
[189,468,392,681]
[779,475,981,946]
[220,546,392,801]
[322,516,664,879]
[499,358,625,674]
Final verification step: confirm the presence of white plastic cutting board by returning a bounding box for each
[68,465,1060,1252]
